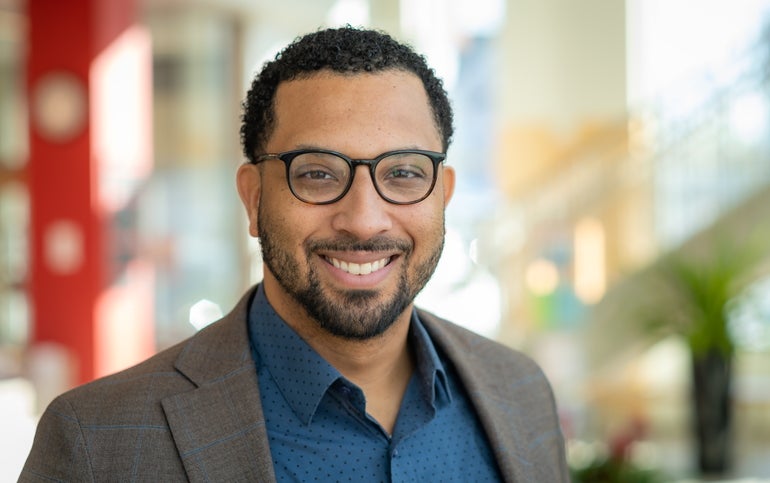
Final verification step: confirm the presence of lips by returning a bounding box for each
[324,255,392,275]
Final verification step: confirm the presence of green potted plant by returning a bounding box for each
[644,236,767,475]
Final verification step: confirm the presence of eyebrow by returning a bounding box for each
[285,143,433,154]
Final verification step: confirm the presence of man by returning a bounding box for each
[21,27,568,482]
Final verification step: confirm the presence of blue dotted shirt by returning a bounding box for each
[248,285,502,482]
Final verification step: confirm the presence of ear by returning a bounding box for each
[236,163,262,237]
[440,165,455,208]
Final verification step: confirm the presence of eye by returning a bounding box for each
[384,166,427,179]
[294,164,338,181]
[378,153,432,182]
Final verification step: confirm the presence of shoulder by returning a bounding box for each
[417,308,545,376]
[21,337,195,481]
[49,333,194,419]
[22,289,259,480]
[416,307,558,408]
[50,286,257,415]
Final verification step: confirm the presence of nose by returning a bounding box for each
[330,166,393,239]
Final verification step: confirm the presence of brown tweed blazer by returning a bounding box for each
[20,286,569,482]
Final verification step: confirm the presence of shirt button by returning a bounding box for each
[392,449,399,458]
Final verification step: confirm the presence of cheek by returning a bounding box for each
[403,206,445,246]
[261,196,326,249]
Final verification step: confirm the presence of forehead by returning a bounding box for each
[268,70,441,154]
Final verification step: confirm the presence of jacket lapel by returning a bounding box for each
[162,288,276,482]
[419,310,540,483]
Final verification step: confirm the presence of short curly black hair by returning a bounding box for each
[240,26,454,162]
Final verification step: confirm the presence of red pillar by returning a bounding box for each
[27,0,152,385]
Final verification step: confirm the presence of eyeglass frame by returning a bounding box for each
[250,148,447,205]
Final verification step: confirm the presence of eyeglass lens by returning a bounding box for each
[288,152,435,203]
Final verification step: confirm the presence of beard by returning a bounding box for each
[257,204,444,340]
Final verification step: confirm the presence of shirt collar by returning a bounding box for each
[248,284,451,425]
[408,309,452,409]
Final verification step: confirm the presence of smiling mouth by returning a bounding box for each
[324,255,393,275]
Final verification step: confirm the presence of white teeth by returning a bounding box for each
[327,256,389,275]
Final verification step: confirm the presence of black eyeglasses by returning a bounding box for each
[251,148,446,205]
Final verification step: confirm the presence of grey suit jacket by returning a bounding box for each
[20,286,569,482]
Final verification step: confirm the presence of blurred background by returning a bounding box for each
[2,0,770,481]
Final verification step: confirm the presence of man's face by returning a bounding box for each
[237,70,455,340]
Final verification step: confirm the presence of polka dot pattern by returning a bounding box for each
[248,285,502,482]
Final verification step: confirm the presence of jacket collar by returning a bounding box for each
[174,287,256,385]
[162,286,277,482]
[417,309,568,483]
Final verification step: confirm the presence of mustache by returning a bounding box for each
[306,235,412,254]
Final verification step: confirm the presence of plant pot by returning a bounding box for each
[691,350,732,475]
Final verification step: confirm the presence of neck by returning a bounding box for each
[312,314,413,386]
